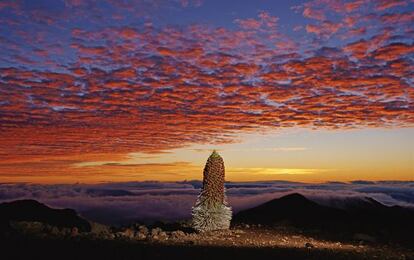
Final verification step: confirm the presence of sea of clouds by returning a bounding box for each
[0,181,413,225]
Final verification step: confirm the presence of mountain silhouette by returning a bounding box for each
[233,193,414,245]
[234,193,346,229]
[0,199,91,232]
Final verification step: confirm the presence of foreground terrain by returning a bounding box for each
[2,225,413,260]
[1,195,413,259]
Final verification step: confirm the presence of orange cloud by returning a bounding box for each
[375,0,408,11]
[0,0,413,181]
[306,21,342,37]
[303,7,326,20]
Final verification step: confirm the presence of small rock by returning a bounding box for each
[158,231,168,240]
[305,242,314,249]
[149,227,167,240]
[122,228,135,238]
[134,225,149,240]
[136,232,146,240]
[353,233,377,243]
[171,230,186,239]
[115,232,124,238]
[138,225,148,235]
[50,226,60,236]
[61,227,71,236]
[71,227,79,237]
[90,222,111,235]
[151,227,163,236]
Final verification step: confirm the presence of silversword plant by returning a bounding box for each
[192,150,232,232]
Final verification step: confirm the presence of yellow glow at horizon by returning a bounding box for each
[0,127,412,184]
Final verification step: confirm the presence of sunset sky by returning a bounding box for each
[0,0,413,184]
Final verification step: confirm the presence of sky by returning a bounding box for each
[0,0,413,184]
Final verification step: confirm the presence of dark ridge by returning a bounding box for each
[0,199,91,232]
[233,193,414,245]
[233,193,346,230]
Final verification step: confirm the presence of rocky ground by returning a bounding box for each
[3,221,412,259]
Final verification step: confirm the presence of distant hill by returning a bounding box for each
[233,193,414,244]
[0,199,91,232]
[234,193,346,229]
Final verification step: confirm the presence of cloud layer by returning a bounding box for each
[0,181,413,225]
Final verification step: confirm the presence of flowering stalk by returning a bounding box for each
[192,150,232,232]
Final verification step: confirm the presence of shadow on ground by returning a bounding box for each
[2,236,390,260]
